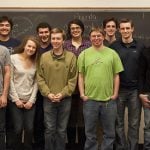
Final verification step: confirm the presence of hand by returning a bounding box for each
[111,94,118,100]
[15,100,24,108]
[80,95,88,102]
[54,93,63,102]
[24,101,33,109]
[48,93,55,102]
[139,94,150,108]
[0,95,7,108]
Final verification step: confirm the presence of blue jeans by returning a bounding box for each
[9,102,35,150]
[83,99,117,150]
[143,107,150,150]
[116,89,141,150]
[0,107,6,150]
[44,97,71,150]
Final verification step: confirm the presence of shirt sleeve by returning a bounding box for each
[36,55,51,97]
[9,58,20,102]
[112,51,124,75]
[77,51,85,74]
[4,48,11,66]
[60,54,77,97]
[28,79,38,103]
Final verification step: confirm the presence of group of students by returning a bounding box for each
[0,15,150,150]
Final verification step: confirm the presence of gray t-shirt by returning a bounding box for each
[0,45,11,95]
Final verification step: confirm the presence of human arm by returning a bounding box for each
[0,65,10,108]
[24,79,38,109]
[59,55,77,98]
[138,49,150,107]
[9,60,21,103]
[36,55,52,98]
[111,74,120,100]
[78,72,88,101]
[139,94,150,108]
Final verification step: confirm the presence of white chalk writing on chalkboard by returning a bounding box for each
[12,16,33,38]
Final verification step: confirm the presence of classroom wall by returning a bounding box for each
[0,0,150,8]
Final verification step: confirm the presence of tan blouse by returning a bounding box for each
[9,54,38,103]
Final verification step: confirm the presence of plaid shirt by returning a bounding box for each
[63,39,91,57]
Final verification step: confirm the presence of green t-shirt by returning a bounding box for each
[78,46,123,101]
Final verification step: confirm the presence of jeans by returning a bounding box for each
[116,89,141,150]
[44,97,71,150]
[143,107,150,150]
[0,107,6,150]
[9,102,35,150]
[83,99,117,150]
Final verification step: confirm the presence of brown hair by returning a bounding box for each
[51,28,66,40]
[119,18,134,28]
[89,26,105,37]
[0,16,13,29]
[14,35,40,61]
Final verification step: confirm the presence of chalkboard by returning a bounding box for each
[0,10,150,46]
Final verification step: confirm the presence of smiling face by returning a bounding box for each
[24,40,37,56]
[51,33,64,50]
[104,21,117,37]
[38,27,50,43]
[70,23,82,39]
[90,31,104,48]
[119,22,134,40]
[0,21,11,36]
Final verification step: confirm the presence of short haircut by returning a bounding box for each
[0,16,13,29]
[36,22,51,32]
[67,19,84,39]
[103,17,118,29]
[51,28,66,40]
[89,26,105,37]
[119,18,134,28]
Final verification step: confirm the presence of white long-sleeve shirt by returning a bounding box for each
[9,54,38,103]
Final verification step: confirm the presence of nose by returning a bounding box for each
[95,35,99,39]
[124,28,127,32]
[29,46,34,51]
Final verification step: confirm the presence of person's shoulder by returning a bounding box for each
[9,37,21,45]
[64,49,75,57]
[11,53,18,58]
[43,50,51,56]
[110,39,122,47]
[133,38,145,48]
[142,47,150,55]
[82,38,90,43]
[40,51,51,60]
[9,37,20,42]
[104,46,118,54]
[0,45,9,54]
[64,39,72,46]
